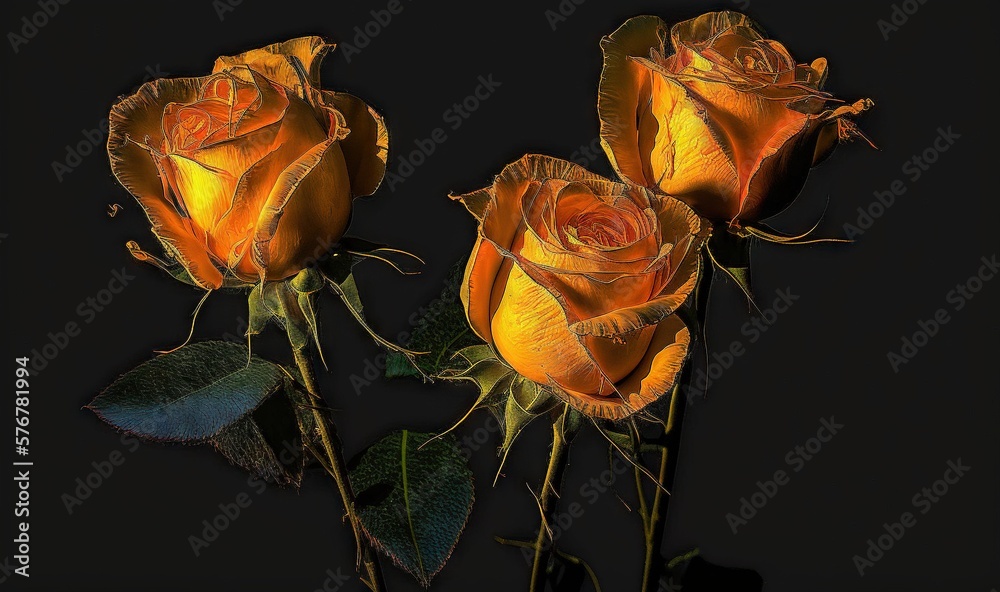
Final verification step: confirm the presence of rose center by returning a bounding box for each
[171,108,214,150]
[568,211,637,248]
[165,74,263,151]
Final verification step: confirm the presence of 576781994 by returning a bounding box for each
[15,358,30,457]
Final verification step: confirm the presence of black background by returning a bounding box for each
[1,0,998,590]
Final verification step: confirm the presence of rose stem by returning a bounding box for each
[639,251,713,592]
[528,406,573,592]
[293,349,387,592]
[635,383,680,592]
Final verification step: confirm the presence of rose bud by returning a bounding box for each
[108,37,388,289]
[452,155,709,420]
[598,11,873,224]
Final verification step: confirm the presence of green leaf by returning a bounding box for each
[289,267,325,294]
[248,280,323,361]
[88,341,286,442]
[452,356,515,405]
[501,376,558,455]
[451,344,495,366]
[334,273,365,316]
[706,229,753,303]
[247,282,280,337]
[385,260,483,378]
[350,430,474,588]
[211,377,309,486]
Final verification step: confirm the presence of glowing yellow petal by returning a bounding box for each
[166,153,237,233]
[597,15,667,187]
[491,262,605,395]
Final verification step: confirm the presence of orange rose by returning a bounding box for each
[109,37,388,289]
[598,11,873,224]
[452,155,709,419]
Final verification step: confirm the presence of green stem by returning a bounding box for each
[640,446,669,592]
[293,349,386,592]
[638,251,714,591]
[528,408,571,592]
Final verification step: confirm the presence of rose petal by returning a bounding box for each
[736,116,814,221]
[164,153,237,233]
[569,200,708,337]
[597,15,667,187]
[548,183,658,261]
[211,92,336,272]
[490,261,608,395]
[213,36,331,92]
[614,315,690,416]
[636,65,740,220]
[740,98,873,220]
[140,197,225,289]
[451,154,613,278]
[674,71,808,189]
[249,126,350,280]
[262,141,350,280]
[514,227,657,321]
[521,184,660,274]
[108,77,225,289]
[171,69,290,167]
[460,235,507,343]
[583,326,656,386]
[552,315,690,420]
[109,77,205,205]
[320,90,388,198]
[670,11,765,54]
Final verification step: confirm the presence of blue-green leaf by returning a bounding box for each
[88,341,285,442]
